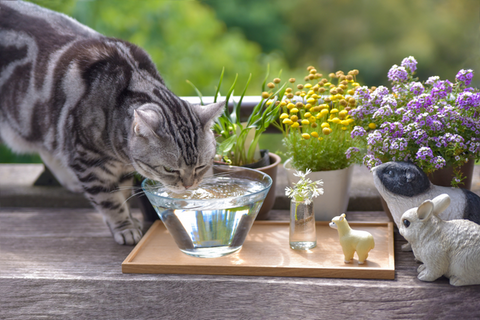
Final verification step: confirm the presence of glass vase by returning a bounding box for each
[289,199,317,250]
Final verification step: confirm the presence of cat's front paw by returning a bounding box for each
[114,228,143,245]
[111,218,143,245]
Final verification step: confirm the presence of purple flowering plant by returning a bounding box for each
[351,56,480,186]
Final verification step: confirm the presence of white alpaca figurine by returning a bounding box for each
[329,213,375,264]
[399,193,480,286]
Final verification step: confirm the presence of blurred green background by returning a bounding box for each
[2,0,480,163]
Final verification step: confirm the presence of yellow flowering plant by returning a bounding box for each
[269,67,365,171]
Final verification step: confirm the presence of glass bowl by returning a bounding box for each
[142,165,272,258]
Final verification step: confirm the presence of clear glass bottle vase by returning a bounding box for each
[289,199,317,250]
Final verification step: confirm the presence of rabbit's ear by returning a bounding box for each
[432,194,451,216]
[417,200,434,221]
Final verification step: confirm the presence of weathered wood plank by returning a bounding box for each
[1,277,480,319]
[1,207,480,319]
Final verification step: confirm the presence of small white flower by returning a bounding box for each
[286,169,324,203]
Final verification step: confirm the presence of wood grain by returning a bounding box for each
[122,220,395,279]
[2,208,480,319]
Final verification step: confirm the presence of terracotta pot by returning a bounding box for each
[284,158,354,221]
[380,159,476,222]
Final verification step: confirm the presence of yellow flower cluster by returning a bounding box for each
[269,67,360,142]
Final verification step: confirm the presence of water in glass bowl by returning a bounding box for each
[144,175,270,258]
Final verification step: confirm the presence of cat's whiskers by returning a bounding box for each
[121,189,147,207]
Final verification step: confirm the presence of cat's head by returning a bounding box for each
[128,101,224,191]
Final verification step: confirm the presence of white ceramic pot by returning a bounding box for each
[284,159,354,221]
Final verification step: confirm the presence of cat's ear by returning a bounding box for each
[194,101,225,130]
[133,109,161,137]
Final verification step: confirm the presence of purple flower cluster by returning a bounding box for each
[416,146,433,160]
[456,69,474,86]
[351,56,480,185]
[409,82,424,96]
[345,147,360,159]
[351,126,366,138]
[456,91,480,111]
[387,65,408,83]
[401,56,417,73]
[430,80,452,100]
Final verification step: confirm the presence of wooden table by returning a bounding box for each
[1,208,479,319]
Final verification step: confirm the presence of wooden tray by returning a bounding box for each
[122,220,395,279]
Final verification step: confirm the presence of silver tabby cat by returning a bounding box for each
[0,1,224,245]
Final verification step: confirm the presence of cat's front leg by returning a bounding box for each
[83,180,143,245]
[39,151,83,193]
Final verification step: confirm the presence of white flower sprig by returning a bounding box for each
[285,169,324,205]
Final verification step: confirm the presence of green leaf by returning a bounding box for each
[185,80,204,105]
[214,68,225,104]
[234,73,252,124]
[224,73,238,123]
[247,134,263,162]
[247,99,265,127]
[217,135,237,154]
[261,64,270,92]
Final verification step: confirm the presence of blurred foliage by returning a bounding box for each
[201,0,292,54]
[0,145,42,163]
[2,0,289,163]
[69,0,288,96]
[206,0,480,87]
[27,0,77,14]
[4,0,480,163]
[27,0,290,97]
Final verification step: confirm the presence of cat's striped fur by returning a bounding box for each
[0,1,224,244]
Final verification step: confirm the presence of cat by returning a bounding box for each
[0,1,224,245]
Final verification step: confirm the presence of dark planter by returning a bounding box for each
[242,149,271,168]
[213,149,271,168]
[427,158,475,190]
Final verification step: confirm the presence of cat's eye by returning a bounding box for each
[163,166,175,173]
[195,165,207,172]
[403,219,411,228]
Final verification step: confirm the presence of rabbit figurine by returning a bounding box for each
[372,161,480,251]
[399,193,480,286]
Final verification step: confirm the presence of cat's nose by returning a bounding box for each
[184,185,192,189]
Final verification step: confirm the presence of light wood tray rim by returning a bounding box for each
[122,220,395,279]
